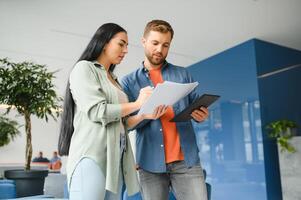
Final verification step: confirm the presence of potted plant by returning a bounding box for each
[266,120,301,199]
[0,58,61,197]
[0,115,20,148]
[265,119,297,153]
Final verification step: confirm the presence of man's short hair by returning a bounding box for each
[143,20,174,39]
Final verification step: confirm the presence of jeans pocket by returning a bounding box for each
[171,160,189,173]
[138,168,155,182]
[188,165,205,178]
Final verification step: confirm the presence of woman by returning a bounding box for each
[58,23,166,200]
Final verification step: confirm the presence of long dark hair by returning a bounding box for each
[58,23,126,156]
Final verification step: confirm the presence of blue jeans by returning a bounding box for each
[69,135,126,200]
[69,158,123,200]
[138,161,208,200]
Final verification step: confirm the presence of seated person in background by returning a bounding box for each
[49,151,62,170]
[32,151,50,163]
[50,151,61,163]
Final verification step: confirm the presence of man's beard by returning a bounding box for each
[145,51,166,66]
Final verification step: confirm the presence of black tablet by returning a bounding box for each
[170,94,220,122]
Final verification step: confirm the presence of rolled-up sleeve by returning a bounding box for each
[120,75,151,130]
[69,61,121,125]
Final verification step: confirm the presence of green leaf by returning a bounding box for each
[266,119,298,153]
[0,115,21,147]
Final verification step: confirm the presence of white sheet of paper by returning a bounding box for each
[138,81,199,115]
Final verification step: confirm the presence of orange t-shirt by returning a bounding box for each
[149,67,184,163]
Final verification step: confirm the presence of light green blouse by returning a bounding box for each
[66,60,139,195]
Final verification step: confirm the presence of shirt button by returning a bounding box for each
[160,144,164,147]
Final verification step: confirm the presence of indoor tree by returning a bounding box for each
[0,58,61,170]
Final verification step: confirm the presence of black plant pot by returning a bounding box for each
[4,169,48,197]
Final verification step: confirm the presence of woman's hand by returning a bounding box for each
[142,105,168,120]
[126,105,168,129]
[135,86,153,108]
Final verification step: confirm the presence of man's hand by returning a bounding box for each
[191,107,209,122]
[142,105,167,120]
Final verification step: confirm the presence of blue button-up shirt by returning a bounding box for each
[120,61,200,173]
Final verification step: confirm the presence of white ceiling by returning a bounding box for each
[1,0,301,95]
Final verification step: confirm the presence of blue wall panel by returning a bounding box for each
[254,39,301,200]
[188,39,267,200]
[188,38,301,200]
[254,39,301,76]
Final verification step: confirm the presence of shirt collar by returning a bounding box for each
[93,60,109,70]
[92,60,117,79]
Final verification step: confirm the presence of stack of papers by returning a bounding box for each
[138,81,199,115]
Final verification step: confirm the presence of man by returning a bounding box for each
[50,151,61,163]
[121,20,209,200]
[49,151,62,170]
[32,151,50,163]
